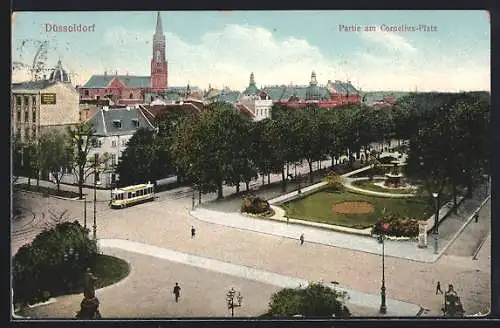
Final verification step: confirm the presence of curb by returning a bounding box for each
[433,195,491,263]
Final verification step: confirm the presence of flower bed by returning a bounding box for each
[241,196,274,217]
[371,215,419,238]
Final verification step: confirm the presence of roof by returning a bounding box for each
[262,85,329,101]
[328,81,359,95]
[116,183,154,192]
[83,75,151,88]
[235,103,255,118]
[89,107,155,136]
[12,80,53,91]
[139,102,202,122]
[242,84,260,95]
[207,90,241,104]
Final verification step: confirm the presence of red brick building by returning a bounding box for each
[78,12,169,105]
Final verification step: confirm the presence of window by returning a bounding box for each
[127,192,132,199]
[16,109,21,122]
[111,140,116,148]
[32,96,36,106]
[111,174,116,183]
[132,119,139,127]
[95,171,100,184]
[111,154,116,166]
[32,125,36,137]
[16,96,21,106]
[24,110,29,123]
[24,96,29,108]
[32,109,36,123]
[121,139,126,147]
[16,128,21,140]
[129,93,133,99]
[113,120,122,129]
[84,90,89,96]
[24,128,29,139]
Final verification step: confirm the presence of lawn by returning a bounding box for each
[352,179,416,195]
[14,183,80,199]
[280,188,448,229]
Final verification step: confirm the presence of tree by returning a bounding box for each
[67,123,98,199]
[171,102,248,199]
[116,128,159,187]
[40,130,71,193]
[266,282,350,318]
[12,135,24,183]
[252,118,283,186]
[22,136,43,187]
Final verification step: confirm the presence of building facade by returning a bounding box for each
[11,60,80,143]
[58,106,156,188]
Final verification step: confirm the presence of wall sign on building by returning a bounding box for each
[41,93,57,105]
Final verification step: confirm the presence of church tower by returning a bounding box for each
[151,11,168,91]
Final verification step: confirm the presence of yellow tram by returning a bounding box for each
[110,182,155,209]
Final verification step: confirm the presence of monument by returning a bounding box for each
[76,267,101,319]
[384,160,405,188]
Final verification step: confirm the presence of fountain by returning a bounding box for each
[384,160,406,188]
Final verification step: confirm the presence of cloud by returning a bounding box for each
[11,24,490,92]
[358,31,418,54]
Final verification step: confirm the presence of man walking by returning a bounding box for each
[191,226,196,239]
[173,282,181,302]
[436,281,443,295]
[299,233,305,245]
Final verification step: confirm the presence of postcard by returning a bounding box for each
[11,10,490,320]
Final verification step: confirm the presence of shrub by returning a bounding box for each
[267,282,351,318]
[241,196,273,215]
[371,215,419,237]
[12,221,98,305]
[324,172,345,192]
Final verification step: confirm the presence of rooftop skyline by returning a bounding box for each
[11,10,490,92]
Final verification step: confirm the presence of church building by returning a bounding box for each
[78,12,196,105]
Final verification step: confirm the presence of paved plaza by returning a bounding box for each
[11,159,491,318]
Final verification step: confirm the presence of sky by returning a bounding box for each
[11,10,490,92]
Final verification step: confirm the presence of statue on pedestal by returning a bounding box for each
[76,267,101,319]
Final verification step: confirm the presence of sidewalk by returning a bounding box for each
[97,238,421,316]
[13,177,112,202]
[190,185,490,263]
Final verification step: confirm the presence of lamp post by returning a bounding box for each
[432,192,439,254]
[83,197,87,229]
[93,153,99,241]
[378,222,389,314]
[297,172,302,194]
[226,287,243,317]
[192,184,196,210]
[482,174,489,197]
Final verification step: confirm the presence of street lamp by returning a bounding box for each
[93,153,101,241]
[192,184,196,210]
[432,192,439,254]
[297,172,302,194]
[482,174,489,197]
[226,287,243,317]
[378,223,389,314]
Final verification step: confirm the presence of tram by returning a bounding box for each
[110,182,155,209]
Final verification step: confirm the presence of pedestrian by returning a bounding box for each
[299,233,304,245]
[191,226,196,239]
[287,217,289,225]
[173,282,181,302]
[436,281,443,295]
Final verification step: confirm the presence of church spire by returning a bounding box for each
[155,11,163,36]
[310,70,318,86]
[249,72,255,86]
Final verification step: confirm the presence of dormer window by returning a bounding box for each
[132,119,140,128]
[113,120,122,128]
